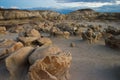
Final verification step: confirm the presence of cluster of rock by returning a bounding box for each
[0,8,120,21]
[105,35,120,49]
[0,9,66,20]
[105,26,120,49]
[0,28,72,80]
[67,9,120,21]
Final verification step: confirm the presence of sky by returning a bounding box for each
[0,0,120,12]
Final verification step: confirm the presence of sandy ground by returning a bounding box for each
[51,37,120,80]
[0,36,120,80]
[0,21,120,80]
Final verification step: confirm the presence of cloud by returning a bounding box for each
[57,2,113,8]
[52,0,120,9]
[0,6,4,8]
[116,0,120,5]
[10,6,19,9]
[56,0,115,3]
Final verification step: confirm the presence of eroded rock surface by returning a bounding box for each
[28,52,72,80]
[37,37,52,46]
[5,47,34,80]
[29,45,61,64]
[0,40,23,60]
[105,35,120,49]
[0,26,6,34]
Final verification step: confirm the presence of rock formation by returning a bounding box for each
[0,40,23,60]
[0,26,6,34]
[0,8,120,22]
[105,35,120,49]
[5,47,34,80]
[36,37,52,46]
[28,51,72,80]
[28,45,61,64]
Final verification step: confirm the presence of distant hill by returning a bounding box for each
[0,8,120,21]
[28,6,120,14]
[27,7,75,14]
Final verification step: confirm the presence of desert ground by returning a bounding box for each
[0,20,120,80]
[52,37,120,80]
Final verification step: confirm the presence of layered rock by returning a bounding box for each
[67,9,98,20]
[0,8,120,22]
[0,9,61,20]
[67,9,120,21]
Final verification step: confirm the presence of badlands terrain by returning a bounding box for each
[0,8,120,80]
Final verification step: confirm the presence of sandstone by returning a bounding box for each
[5,47,34,80]
[0,39,16,60]
[18,37,38,46]
[105,35,120,49]
[28,51,72,80]
[0,39,16,48]
[37,37,52,46]
[105,26,120,35]
[70,42,76,47]
[0,41,23,59]
[63,31,70,39]
[9,25,25,33]
[7,42,24,54]
[26,29,41,38]
[29,45,61,64]
[0,26,6,34]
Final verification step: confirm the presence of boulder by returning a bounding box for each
[70,42,76,47]
[37,37,52,46]
[7,42,24,54]
[54,31,63,37]
[53,31,70,38]
[0,42,24,59]
[74,28,83,36]
[28,51,72,80]
[0,39,18,60]
[18,37,38,46]
[0,39,16,48]
[26,29,41,38]
[5,47,34,80]
[11,25,25,33]
[0,26,6,34]
[50,27,60,36]
[63,31,70,39]
[29,45,61,64]
[105,26,120,35]
[105,35,120,49]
